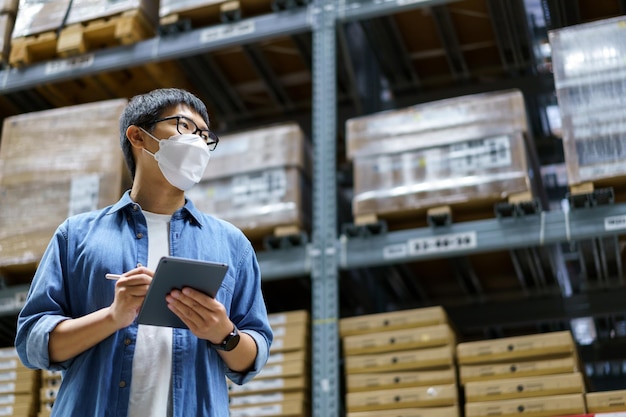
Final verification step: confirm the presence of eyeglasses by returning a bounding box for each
[150,115,219,151]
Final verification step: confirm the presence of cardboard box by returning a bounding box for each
[339,306,449,337]
[456,331,576,365]
[464,372,585,402]
[459,355,580,384]
[269,322,309,354]
[255,359,308,380]
[343,324,455,356]
[266,350,308,365]
[228,375,308,396]
[187,166,311,240]
[345,345,455,374]
[0,369,39,394]
[346,383,457,412]
[203,122,311,180]
[229,398,308,417]
[345,89,527,160]
[229,390,306,408]
[346,367,456,393]
[586,390,626,413]
[347,405,460,417]
[465,393,585,417]
[268,310,310,328]
[0,99,129,270]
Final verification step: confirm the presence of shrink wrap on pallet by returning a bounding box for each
[0,99,129,270]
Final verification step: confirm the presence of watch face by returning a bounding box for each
[214,325,240,351]
[224,330,241,351]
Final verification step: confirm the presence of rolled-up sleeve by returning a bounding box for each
[15,223,72,371]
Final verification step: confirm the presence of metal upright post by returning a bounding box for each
[311,0,339,416]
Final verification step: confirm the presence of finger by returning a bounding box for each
[167,298,204,329]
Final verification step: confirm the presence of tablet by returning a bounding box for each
[136,256,229,328]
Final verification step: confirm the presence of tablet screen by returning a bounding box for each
[136,256,229,328]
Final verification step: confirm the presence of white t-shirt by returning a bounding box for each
[128,211,173,417]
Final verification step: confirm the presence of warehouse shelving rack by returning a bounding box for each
[2,1,626,415]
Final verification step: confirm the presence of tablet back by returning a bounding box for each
[137,256,229,328]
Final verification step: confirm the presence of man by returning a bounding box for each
[15,88,273,416]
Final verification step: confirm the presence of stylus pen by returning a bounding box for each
[105,274,123,280]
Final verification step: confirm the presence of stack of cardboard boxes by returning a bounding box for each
[339,306,459,417]
[228,310,310,417]
[37,370,60,417]
[458,330,587,417]
[0,347,40,417]
[187,122,311,244]
[0,99,129,276]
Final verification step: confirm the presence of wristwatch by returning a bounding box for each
[210,324,240,351]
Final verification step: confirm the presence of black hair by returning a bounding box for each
[119,88,210,179]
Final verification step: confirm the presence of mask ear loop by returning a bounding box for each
[139,127,160,159]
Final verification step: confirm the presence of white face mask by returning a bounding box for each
[141,128,211,191]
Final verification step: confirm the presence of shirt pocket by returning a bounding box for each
[217,272,235,312]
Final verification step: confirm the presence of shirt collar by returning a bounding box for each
[107,190,205,227]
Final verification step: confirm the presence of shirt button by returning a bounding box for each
[124,338,131,346]
[136,233,143,239]
[132,205,139,211]
[136,263,142,268]
[119,381,126,388]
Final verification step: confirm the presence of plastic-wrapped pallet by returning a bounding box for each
[227,310,311,417]
[345,90,531,222]
[550,16,626,187]
[187,122,311,242]
[11,0,70,39]
[339,307,459,414]
[0,99,130,273]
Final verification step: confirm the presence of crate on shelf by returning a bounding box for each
[9,0,158,66]
[187,122,312,246]
[345,90,534,229]
[0,99,130,275]
[550,16,626,194]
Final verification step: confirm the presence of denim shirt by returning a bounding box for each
[15,191,273,417]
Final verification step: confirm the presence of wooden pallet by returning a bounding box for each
[57,9,155,57]
[9,9,156,67]
[349,191,538,234]
[9,31,58,67]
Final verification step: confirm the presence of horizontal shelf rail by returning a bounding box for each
[0,8,313,93]
[339,203,626,269]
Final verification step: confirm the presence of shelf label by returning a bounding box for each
[382,231,478,260]
[200,21,255,44]
[407,231,477,256]
[605,215,626,231]
[45,54,95,75]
